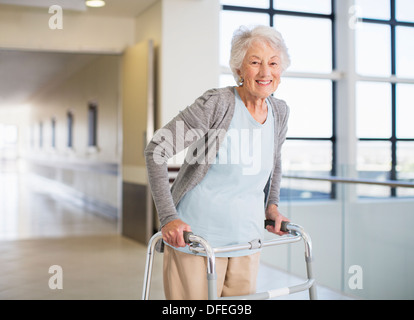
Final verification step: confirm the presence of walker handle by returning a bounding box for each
[264,219,290,232]
[183,231,194,244]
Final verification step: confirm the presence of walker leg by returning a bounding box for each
[142,232,163,300]
[286,223,318,300]
[306,258,317,300]
[186,233,218,300]
[207,273,218,300]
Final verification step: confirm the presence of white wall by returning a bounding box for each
[160,0,220,127]
[134,0,221,129]
[134,0,220,167]
[0,7,135,53]
[135,1,162,49]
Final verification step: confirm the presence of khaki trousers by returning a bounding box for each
[163,245,261,300]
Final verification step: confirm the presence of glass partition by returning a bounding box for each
[262,165,414,299]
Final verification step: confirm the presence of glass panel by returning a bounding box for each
[275,163,414,299]
[397,141,414,182]
[220,0,269,9]
[397,84,414,139]
[220,10,269,67]
[356,82,391,139]
[396,27,414,78]
[276,78,332,138]
[274,15,332,73]
[280,178,332,201]
[396,0,414,22]
[356,23,391,77]
[397,141,414,197]
[341,173,414,299]
[274,0,331,14]
[281,140,332,200]
[357,141,392,197]
[282,140,332,174]
[355,0,390,20]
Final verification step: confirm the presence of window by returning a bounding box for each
[39,121,43,149]
[220,0,336,200]
[88,103,98,147]
[51,117,56,149]
[0,124,18,147]
[274,15,333,73]
[67,111,74,148]
[355,0,414,198]
[0,124,18,160]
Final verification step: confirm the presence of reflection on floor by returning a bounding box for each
[0,161,353,300]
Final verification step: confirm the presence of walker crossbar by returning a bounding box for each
[141,222,317,300]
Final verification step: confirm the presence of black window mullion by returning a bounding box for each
[331,81,337,199]
[223,5,333,20]
[222,5,269,14]
[269,0,274,26]
[391,83,397,196]
[330,0,337,199]
[390,0,397,196]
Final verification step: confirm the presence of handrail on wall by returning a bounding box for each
[282,175,414,189]
[167,165,414,189]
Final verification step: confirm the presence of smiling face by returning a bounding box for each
[238,40,282,101]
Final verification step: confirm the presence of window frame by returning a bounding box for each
[51,117,56,149]
[221,0,338,200]
[67,111,74,149]
[87,102,98,148]
[356,0,414,197]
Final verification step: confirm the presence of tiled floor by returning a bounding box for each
[0,161,352,300]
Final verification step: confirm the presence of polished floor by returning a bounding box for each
[0,160,352,300]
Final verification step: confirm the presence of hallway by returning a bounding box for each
[0,161,351,300]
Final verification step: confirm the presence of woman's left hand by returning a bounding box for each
[265,204,290,236]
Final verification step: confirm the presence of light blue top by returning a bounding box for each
[170,89,275,257]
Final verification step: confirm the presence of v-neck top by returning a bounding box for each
[170,88,275,257]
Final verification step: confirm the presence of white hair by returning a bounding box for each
[229,25,291,84]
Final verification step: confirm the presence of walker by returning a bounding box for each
[142,220,317,300]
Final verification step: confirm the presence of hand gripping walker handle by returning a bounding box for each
[183,231,194,244]
[264,219,290,232]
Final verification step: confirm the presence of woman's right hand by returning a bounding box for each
[161,219,192,248]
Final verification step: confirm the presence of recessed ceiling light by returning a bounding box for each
[85,0,106,8]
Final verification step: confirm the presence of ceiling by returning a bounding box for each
[0,0,158,109]
[0,0,159,18]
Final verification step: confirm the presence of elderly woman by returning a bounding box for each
[145,25,291,300]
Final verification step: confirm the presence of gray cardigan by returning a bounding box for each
[144,86,290,228]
